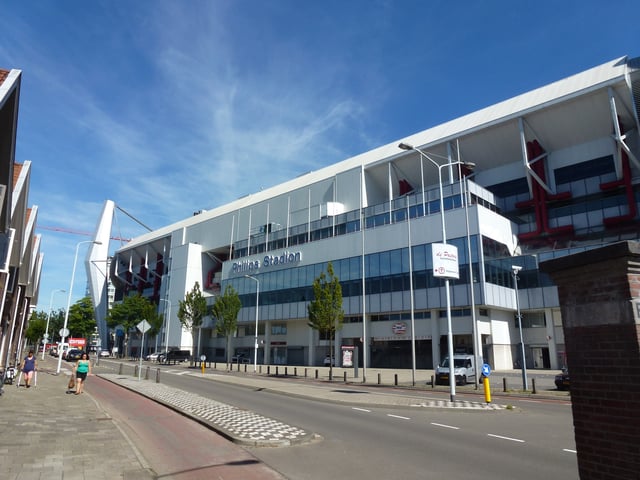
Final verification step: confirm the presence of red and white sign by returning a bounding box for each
[432,243,459,279]
[69,337,86,348]
[392,322,407,335]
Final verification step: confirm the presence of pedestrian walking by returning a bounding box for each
[74,352,92,394]
[20,350,37,388]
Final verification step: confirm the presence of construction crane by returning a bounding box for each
[37,225,131,242]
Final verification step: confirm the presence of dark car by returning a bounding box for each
[231,353,250,364]
[163,350,190,363]
[555,368,570,390]
[65,349,84,362]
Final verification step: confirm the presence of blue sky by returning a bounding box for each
[1,0,638,312]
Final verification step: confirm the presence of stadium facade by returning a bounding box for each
[109,56,640,371]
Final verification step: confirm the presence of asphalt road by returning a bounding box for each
[146,367,578,480]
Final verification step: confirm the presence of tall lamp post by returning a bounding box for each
[42,289,66,360]
[244,274,260,373]
[56,240,102,374]
[512,265,528,390]
[159,298,172,356]
[399,142,475,402]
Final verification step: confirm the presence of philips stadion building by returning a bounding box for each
[108,56,640,371]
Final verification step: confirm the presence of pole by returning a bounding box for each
[57,240,101,375]
[513,267,528,390]
[159,299,171,356]
[407,196,416,386]
[42,289,65,360]
[438,163,456,402]
[245,275,259,373]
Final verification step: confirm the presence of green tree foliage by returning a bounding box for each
[308,262,344,374]
[177,282,208,355]
[25,311,47,346]
[211,284,242,365]
[68,296,97,339]
[106,294,160,356]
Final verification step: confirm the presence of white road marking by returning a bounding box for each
[431,422,460,430]
[352,407,371,413]
[387,414,411,420]
[487,433,525,443]
[563,448,577,453]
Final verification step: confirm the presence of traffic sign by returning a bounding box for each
[482,363,492,377]
[59,328,70,338]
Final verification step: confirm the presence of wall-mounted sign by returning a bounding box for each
[392,322,407,335]
[231,250,302,275]
[432,243,459,279]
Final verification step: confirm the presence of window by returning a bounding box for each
[271,324,287,335]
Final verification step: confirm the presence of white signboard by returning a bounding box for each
[137,319,151,333]
[432,243,459,279]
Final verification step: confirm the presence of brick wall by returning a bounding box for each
[541,241,640,480]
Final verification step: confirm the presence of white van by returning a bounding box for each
[435,354,477,385]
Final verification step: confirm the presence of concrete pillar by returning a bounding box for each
[540,241,640,480]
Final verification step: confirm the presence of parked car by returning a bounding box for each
[65,349,84,362]
[323,355,335,367]
[555,368,570,390]
[231,353,250,364]
[145,351,163,362]
[98,349,110,358]
[162,350,191,363]
[435,354,477,386]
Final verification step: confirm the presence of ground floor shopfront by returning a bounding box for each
[177,305,564,371]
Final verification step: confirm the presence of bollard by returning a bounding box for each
[244,363,247,373]
[344,371,347,383]
[276,366,279,376]
[378,373,381,385]
[155,368,160,383]
[305,368,308,378]
[294,367,297,377]
[259,365,262,374]
[483,376,492,403]
[145,366,150,380]
[134,365,138,377]
[532,378,537,394]
[267,365,271,375]
[285,367,288,376]
[431,375,435,389]
[394,373,398,386]
[315,369,318,379]
[118,363,123,375]
[503,377,507,392]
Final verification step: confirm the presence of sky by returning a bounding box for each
[1,0,638,313]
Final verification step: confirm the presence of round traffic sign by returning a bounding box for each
[59,328,70,338]
[200,354,206,361]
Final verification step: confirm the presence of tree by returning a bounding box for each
[177,282,208,358]
[211,284,241,366]
[308,262,344,377]
[68,296,97,339]
[25,311,47,347]
[106,294,159,357]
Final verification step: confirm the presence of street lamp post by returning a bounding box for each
[399,142,475,402]
[244,274,260,373]
[56,240,102,374]
[512,265,528,390]
[159,298,172,356]
[42,289,66,360]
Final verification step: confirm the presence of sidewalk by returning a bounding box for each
[0,356,154,480]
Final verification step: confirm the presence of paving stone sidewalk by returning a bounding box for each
[0,357,153,480]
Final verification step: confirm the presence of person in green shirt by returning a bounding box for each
[74,352,92,395]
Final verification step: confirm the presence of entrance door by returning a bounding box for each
[531,347,550,369]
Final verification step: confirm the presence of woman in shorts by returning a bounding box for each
[74,352,92,394]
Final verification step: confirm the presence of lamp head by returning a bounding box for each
[511,265,523,275]
[398,142,415,151]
